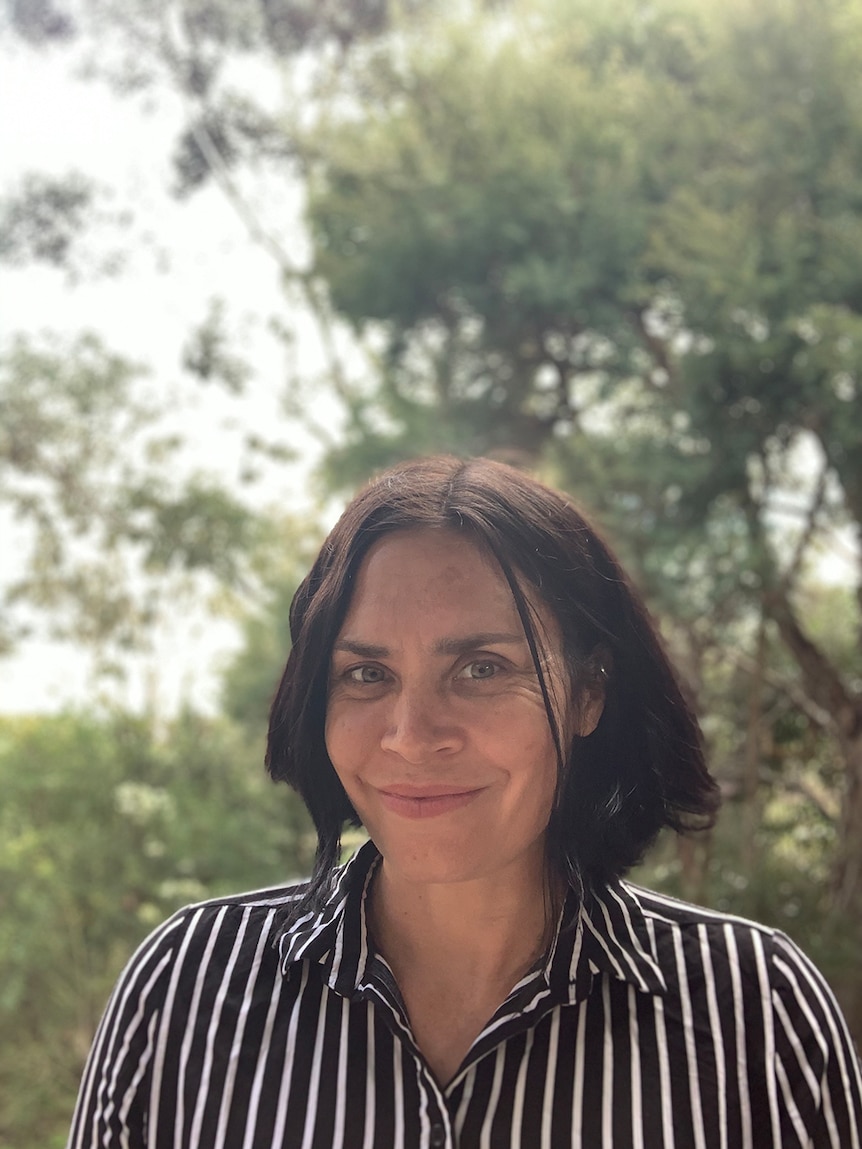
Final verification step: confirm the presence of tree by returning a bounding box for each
[0,332,262,685]
[298,0,862,930]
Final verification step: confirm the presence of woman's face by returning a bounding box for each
[325,528,600,888]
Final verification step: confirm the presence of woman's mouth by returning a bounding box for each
[376,786,485,819]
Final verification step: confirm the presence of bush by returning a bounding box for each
[0,710,314,1149]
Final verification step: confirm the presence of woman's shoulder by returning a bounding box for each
[68,877,317,1146]
[151,875,312,938]
[619,880,811,962]
[181,876,312,914]
[621,879,767,924]
[617,880,848,1020]
[111,877,312,1002]
[606,882,862,1138]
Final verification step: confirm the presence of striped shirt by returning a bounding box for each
[69,841,862,1148]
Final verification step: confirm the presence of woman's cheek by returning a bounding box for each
[326,701,377,760]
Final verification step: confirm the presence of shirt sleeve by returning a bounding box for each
[66,910,188,1149]
[769,930,862,1148]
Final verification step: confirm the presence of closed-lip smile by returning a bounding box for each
[376,784,486,819]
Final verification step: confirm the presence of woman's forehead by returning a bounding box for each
[337,527,563,653]
[344,528,517,624]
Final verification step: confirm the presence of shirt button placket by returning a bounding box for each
[429,1122,447,1148]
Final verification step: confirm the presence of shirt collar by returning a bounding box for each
[277,840,380,997]
[569,881,667,999]
[278,841,666,1002]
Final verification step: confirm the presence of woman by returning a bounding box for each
[69,456,862,1148]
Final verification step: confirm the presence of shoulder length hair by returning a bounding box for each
[266,456,719,914]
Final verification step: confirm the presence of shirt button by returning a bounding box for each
[430,1124,446,1147]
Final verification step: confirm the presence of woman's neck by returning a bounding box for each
[368,853,561,992]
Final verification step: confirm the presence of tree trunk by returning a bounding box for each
[741,618,766,870]
[832,732,862,917]
[764,585,862,918]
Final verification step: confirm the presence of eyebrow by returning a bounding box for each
[332,632,527,659]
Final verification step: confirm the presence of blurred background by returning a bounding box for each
[1,0,861,1143]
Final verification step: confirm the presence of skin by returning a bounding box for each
[325,527,603,1083]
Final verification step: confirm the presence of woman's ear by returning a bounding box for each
[575,684,605,737]
[573,649,610,737]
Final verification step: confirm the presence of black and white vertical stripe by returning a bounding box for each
[68,842,862,1148]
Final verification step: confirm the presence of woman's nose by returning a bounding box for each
[379,687,463,762]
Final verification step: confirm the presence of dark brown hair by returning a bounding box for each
[266,456,719,912]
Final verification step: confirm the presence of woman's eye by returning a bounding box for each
[460,659,499,680]
[348,665,386,684]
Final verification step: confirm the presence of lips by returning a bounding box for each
[376,785,485,820]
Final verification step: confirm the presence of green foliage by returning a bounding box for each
[0,173,95,267]
[304,0,862,506]
[221,518,324,735]
[221,575,298,734]
[307,7,657,482]
[0,710,313,1149]
[0,332,260,659]
[181,297,253,393]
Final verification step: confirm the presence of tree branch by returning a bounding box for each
[730,649,833,730]
[760,770,840,823]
